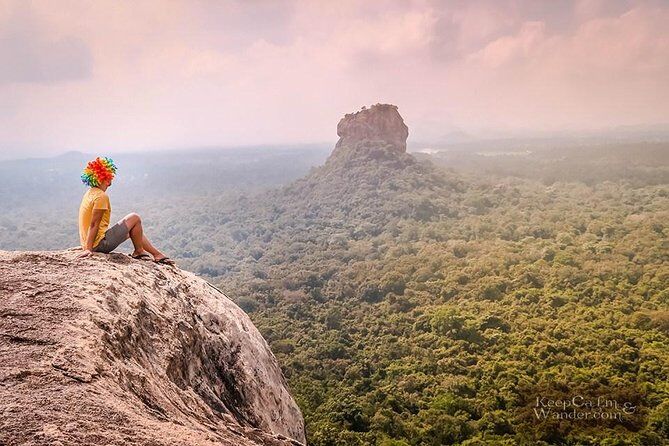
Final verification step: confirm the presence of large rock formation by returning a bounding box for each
[0,251,306,446]
[325,103,415,170]
[262,103,450,227]
[335,103,408,152]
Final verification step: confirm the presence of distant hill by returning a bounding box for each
[265,104,464,226]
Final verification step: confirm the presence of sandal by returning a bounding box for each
[129,253,152,261]
[154,257,175,266]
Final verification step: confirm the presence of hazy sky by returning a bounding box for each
[1,0,668,158]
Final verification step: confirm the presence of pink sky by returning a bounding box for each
[1,0,668,158]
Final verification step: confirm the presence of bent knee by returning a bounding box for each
[123,212,141,225]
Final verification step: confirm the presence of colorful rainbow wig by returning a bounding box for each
[81,157,117,187]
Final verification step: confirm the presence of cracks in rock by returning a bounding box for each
[0,311,34,319]
[51,363,95,384]
[206,282,227,296]
[0,369,49,384]
[124,371,168,419]
[165,324,254,429]
[0,332,55,345]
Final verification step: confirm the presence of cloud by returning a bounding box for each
[427,0,518,61]
[0,2,92,84]
[468,21,546,67]
[464,2,669,75]
[441,2,669,132]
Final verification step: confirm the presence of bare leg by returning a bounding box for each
[142,235,167,261]
[121,213,146,256]
[120,213,170,261]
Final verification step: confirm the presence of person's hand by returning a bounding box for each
[77,249,94,258]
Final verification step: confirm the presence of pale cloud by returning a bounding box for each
[427,0,518,60]
[468,21,546,67]
[438,1,669,132]
[563,6,669,74]
[0,0,668,158]
[0,2,92,84]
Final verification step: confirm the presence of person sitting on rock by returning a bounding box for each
[77,157,174,265]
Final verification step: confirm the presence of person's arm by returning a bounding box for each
[78,209,104,257]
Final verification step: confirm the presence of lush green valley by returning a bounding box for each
[208,145,669,445]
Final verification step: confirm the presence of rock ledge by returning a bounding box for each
[0,250,306,446]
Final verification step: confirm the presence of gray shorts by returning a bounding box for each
[93,221,130,254]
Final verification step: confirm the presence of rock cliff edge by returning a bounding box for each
[0,251,306,446]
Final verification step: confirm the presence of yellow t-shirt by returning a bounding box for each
[79,188,111,249]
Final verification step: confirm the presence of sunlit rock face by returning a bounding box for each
[0,250,306,446]
[325,104,414,170]
[335,103,409,152]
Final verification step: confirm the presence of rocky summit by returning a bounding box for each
[264,103,446,223]
[326,104,414,168]
[335,103,408,152]
[0,251,305,446]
